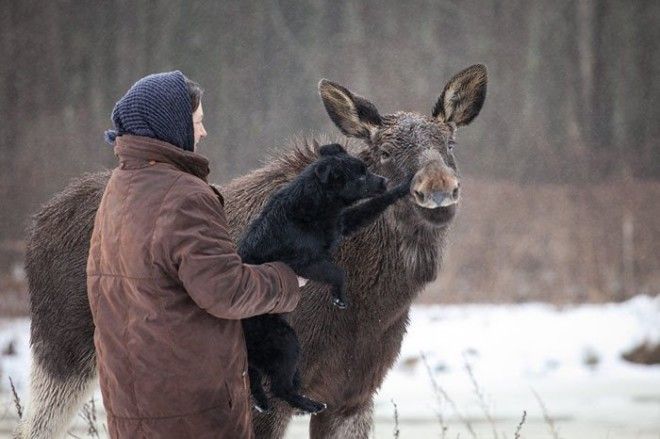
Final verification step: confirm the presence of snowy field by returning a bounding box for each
[0,295,658,438]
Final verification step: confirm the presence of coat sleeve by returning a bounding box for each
[152,188,301,320]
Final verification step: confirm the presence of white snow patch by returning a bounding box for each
[374,295,660,436]
[0,295,658,438]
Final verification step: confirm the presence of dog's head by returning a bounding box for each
[314,143,388,203]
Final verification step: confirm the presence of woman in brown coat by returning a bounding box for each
[87,71,304,438]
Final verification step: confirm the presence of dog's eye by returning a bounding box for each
[380,149,391,161]
[448,141,456,151]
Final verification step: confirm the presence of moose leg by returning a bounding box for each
[297,260,347,309]
[14,355,98,439]
[340,178,411,236]
[252,401,294,439]
[309,400,374,439]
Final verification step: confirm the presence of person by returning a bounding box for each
[87,71,305,438]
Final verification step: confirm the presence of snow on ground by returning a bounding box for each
[370,294,660,438]
[0,296,658,438]
[0,319,30,392]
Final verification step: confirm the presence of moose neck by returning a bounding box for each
[392,203,448,286]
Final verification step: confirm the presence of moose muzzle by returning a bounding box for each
[411,160,460,209]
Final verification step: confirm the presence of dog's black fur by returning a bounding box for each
[237,143,412,414]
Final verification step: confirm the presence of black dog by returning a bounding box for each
[237,143,412,414]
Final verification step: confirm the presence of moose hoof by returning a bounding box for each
[332,297,348,309]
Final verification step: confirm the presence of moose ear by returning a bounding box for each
[432,64,487,127]
[318,79,382,139]
[319,143,346,156]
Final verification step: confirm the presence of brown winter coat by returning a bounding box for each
[86,134,301,438]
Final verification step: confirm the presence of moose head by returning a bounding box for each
[319,64,487,227]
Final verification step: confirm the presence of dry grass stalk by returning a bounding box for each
[513,410,526,439]
[78,397,100,438]
[391,399,400,439]
[421,352,475,439]
[464,359,499,439]
[532,389,561,439]
[9,376,22,419]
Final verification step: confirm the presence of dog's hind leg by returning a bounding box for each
[14,355,97,439]
[249,366,271,413]
[270,376,326,415]
[267,351,326,415]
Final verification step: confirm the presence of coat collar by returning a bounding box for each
[114,134,210,182]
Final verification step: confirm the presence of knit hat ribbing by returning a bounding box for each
[104,71,195,151]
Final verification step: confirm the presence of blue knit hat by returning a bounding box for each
[104,71,195,151]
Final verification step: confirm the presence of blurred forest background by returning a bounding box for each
[0,0,658,314]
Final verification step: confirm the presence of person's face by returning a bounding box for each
[193,102,207,150]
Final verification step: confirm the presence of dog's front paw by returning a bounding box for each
[392,173,414,197]
[332,296,348,309]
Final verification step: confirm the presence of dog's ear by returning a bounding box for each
[314,161,333,184]
[319,143,346,156]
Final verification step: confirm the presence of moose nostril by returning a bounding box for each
[413,190,425,202]
[452,187,460,200]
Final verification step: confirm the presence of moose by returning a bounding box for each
[16,64,486,438]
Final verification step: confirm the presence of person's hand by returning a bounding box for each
[297,276,309,287]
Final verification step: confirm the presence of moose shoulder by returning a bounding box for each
[17,65,487,439]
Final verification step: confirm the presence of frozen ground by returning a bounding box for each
[0,295,658,438]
